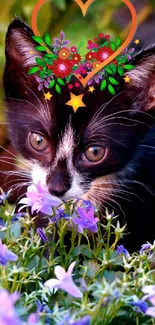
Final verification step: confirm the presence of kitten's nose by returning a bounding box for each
[47,168,71,198]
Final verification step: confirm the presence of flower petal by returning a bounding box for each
[60,276,83,298]
[44,279,60,289]
[55,265,67,280]
[67,261,76,275]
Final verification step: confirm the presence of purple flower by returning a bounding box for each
[0,191,9,204]
[51,208,69,222]
[28,312,39,324]
[73,206,99,234]
[0,218,4,227]
[71,316,91,325]
[0,240,18,266]
[145,307,155,317]
[139,243,152,254]
[0,289,21,325]
[19,182,62,215]
[44,262,83,298]
[37,228,48,243]
[142,285,155,305]
[130,300,148,313]
[116,245,130,259]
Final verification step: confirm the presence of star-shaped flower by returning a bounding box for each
[134,39,140,45]
[44,262,83,298]
[88,86,95,93]
[66,93,86,113]
[124,75,131,83]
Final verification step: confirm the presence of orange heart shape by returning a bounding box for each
[31,0,137,87]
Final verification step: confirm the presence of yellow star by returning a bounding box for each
[124,75,131,83]
[88,86,95,93]
[44,92,53,101]
[30,50,34,55]
[66,92,86,113]
[134,39,140,45]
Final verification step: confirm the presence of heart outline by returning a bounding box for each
[31,0,137,87]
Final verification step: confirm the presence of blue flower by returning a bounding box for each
[0,191,10,204]
[37,228,48,243]
[0,289,21,325]
[73,206,99,234]
[51,209,70,222]
[139,243,152,254]
[116,245,130,259]
[0,240,18,266]
[12,212,27,221]
[71,316,91,325]
[130,300,148,313]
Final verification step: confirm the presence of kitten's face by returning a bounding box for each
[3,19,155,211]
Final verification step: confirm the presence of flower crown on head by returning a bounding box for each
[28,31,138,99]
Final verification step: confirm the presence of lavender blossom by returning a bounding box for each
[19,182,62,215]
[0,240,18,266]
[73,206,99,234]
[71,316,91,325]
[116,245,130,259]
[130,300,148,313]
[0,289,21,325]
[142,285,155,305]
[139,243,152,254]
[44,262,83,298]
[0,191,9,204]
[37,228,48,243]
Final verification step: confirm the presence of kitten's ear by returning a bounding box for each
[3,18,42,97]
[124,46,155,111]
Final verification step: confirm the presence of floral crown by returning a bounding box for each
[28,31,139,110]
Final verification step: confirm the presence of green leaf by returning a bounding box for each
[28,66,40,74]
[35,58,44,67]
[57,78,65,86]
[110,41,116,51]
[32,35,43,44]
[76,37,87,59]
[116,37,121,47]
[118,65,124,76]
[101,41,109,48]
[40,67,46,78]
[44,33,51,46]
[119,57,127,64]
[109,63,117,73]
[47,69,52,76]
[108,84,115,95]
[66,75,72,83]
[35,46,47,52]
[56,84,61,94]
[100,79,107,91]
[105,67,113,74]
[45,53,57,59]
[44,57,53,65]
[124,64,135,70]
[49,79,55,88]
[109,77,119,85]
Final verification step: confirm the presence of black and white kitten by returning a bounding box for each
[3,19,155,251]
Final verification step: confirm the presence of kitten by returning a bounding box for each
[3,18,155,251]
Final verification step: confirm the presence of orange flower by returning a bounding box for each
[58,47,70,60]
[92,61,101,69]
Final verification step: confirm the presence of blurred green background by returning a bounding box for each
[0,0,155,143]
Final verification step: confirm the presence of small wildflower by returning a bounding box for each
[130,300,148,313]
[142,285,155,304]
[73,206,99,234]
[145,307,155,317]
[0,289,21,325]
[0,240,18,266]
[44,262,83,298]
[51,208,69,222]
[116,245,130,259]
[58,48,70,60]
[0,191,9,204]
[139,243,152,254]
[19,182,62,215]
[37,228,48,243]
[71,316,91,325]
[70,46,77,53]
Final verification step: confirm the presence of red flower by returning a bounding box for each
[99,33,104,38]
[70,46,77,53]
[85,52,95,61]
[96,47,114,62]
[51,59,73,78]
[72,54,81,63]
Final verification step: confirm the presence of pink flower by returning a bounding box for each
[19,182,62,215]
[44,262,83,298]
[70,46,77,53]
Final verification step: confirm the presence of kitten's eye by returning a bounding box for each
[84,146,106,162]
[29,133,49,151]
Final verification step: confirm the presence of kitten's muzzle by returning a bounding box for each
[47,168,71,198]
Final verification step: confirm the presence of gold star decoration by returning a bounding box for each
[30,50,34,55]
[124,76,131,83]
[134,39,140,45]
[88,86,95,93]
[44,92,53,101]
[65,92,86,113]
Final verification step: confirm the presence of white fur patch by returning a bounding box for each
[31,163,47,185]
